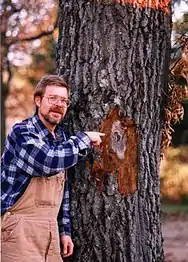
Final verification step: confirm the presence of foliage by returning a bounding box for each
[161,34,188,153]
[173,13,188,37]
[0,0,58,83]
[16,35,57,84]
[0,0,58,151]
[160,146,188,202]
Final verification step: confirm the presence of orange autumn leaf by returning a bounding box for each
[111,0,171,13]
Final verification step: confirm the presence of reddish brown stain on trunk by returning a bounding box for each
[91,107,139,195]
[98,0,171,13]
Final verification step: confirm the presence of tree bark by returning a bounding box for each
[56,1,171,261]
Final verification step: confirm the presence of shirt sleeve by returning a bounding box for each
[57,178,71,236]
[8,126,91,177]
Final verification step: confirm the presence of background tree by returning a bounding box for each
[0,0,58,153]
[57,1,172,261]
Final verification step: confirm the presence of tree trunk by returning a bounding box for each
[1,78,9,155]
[56,1,171,261]
[1,38,10,154]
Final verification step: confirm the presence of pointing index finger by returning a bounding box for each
[98,132,105,136]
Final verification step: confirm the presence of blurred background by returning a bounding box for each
[1,0,188,261]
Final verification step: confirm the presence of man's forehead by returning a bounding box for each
[45,85,69,96]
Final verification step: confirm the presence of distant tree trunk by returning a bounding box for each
[57,1,171,261]
[0,43,10,154]
[1,82,8,154]
[1,25,11,154]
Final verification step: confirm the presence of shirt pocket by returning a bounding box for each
[34,173,65,208]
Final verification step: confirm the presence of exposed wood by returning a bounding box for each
[91,107,138,195]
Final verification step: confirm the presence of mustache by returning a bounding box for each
[50,106,64,114]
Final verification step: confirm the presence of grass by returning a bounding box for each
[161,203,188,214]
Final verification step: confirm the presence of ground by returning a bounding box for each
[162,214,188,262]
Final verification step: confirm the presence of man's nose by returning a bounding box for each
[56,99,63,106]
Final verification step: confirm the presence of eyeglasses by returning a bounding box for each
[43,96,71,107]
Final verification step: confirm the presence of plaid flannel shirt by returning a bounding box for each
[1,113,91,236]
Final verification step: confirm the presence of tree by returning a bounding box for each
[56,1,172,261]
[0,0,58,153]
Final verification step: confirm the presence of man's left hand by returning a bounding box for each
[61,235,74,257]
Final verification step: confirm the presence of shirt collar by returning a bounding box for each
[31,113,66,141]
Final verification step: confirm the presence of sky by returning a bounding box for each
[173,1,188,21]
[171,1,188,44]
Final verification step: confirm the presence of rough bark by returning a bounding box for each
[56,2,171,262]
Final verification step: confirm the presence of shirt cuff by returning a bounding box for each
[59,226,71,237]
[76,132,91,149]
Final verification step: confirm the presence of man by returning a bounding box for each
[1,75,104,262]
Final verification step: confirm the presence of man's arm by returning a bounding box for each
[58,179,74,257]
[4,125,91,177]
[58,179,71,236]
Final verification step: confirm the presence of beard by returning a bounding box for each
[40,106,65,125]
[42,113,61,125]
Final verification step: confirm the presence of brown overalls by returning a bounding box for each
[1,172,65,262]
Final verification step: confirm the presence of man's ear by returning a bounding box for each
[35,96,41,108]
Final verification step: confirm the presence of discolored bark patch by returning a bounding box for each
[91,107,139,195]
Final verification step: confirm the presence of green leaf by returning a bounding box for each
[175,77,187,86]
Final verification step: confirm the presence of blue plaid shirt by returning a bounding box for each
[1,113,91,236]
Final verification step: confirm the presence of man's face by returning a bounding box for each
[35,85,69,127]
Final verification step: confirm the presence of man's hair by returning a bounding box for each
[34,75,70,99]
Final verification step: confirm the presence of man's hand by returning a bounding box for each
[84,132,105,146]
[60,235,74,257]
